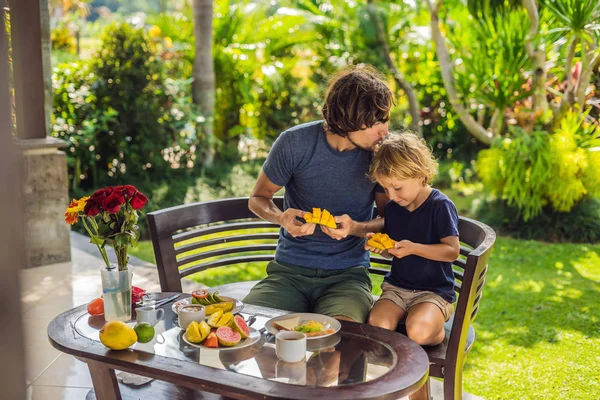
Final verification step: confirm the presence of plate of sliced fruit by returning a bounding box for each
[265,313,341,340]
[172,290,244,315]
[182,312,260,350]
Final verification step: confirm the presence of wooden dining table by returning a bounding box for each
[47,292,430,400]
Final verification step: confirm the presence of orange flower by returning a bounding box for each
[64,210,79,225]
[64,196,90,225]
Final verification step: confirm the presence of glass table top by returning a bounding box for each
[75,304,396,388]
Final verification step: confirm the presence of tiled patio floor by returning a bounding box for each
[21,232,482,400]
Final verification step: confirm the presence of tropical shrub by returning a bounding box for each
[52,61,113,189]
[473,196,600,243]
[89,23,172,180]
[53,23,199,190]
[477,112,600,221]
[51,25,76,53]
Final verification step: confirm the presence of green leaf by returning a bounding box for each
[89,236,105,245]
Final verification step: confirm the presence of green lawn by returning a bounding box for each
[130,237,600,399]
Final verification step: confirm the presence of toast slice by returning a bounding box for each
[273,316,300,331]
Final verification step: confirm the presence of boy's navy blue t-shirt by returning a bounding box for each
[262,120,380,270]
[384,189,459,303]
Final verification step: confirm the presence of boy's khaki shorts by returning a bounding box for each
[379,282,455,321]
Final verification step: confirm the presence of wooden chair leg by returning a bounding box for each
[444,365,463,400]
[409,377,431,400]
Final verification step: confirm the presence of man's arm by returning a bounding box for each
[248,171,285,225]
[249,171,315,237]
[323,191,389,240]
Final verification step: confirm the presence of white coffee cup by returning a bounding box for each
[136,306,164,326]
[178,304,206,330]
[275,331,307,363]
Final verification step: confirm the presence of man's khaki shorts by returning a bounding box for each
[378,282,455,321]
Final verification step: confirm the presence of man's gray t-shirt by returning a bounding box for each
[263,120,380,270]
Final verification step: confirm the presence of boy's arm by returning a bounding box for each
[324,191,388,239]
[389,236,460,262]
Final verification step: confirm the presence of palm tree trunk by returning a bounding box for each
[366,0,421,136]
[426,0,492,145]
[522,0,548,115]
[192,0,215,168]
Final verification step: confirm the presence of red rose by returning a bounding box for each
[130,191,148,210]
[91,187,113,201]
[118,185,137,199]
[102,193,125,213]
[84,198,101,216]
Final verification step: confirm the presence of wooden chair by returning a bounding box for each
[148,196,496,400]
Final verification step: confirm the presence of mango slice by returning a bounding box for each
[303,207,337,229]
[367,233,396,250]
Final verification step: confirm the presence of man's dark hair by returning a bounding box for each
[322,65,394,137]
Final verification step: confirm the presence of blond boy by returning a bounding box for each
[366,133,460,345]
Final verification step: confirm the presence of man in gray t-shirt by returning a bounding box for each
[244,65,393,323]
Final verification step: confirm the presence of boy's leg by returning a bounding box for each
[368,299,406,330]
[405,295,453,346]
[243,260,311,313]
[367,282,409,330]
[313,266,373,323]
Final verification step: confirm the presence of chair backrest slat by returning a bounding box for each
[175,233,280,255]
[452,267,464,283]
[459,245,472,257]
[369,267,390,276]
[180,255,277,277]
[173,221,278,242]
[178,244,278,266]
[470,305,479,321]
[453,258,467,269]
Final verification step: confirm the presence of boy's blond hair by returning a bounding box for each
[369,132,439,184]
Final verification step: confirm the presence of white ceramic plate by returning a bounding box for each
[182,327,261,351]
[172,296,244,315]
[265,313,342,340]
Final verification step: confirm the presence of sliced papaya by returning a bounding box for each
[204,332,218,348]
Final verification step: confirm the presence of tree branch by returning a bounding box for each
[552,47,599,128]
[522,0,548,114]
[366,0,421,136]
[425,0,492,145]
[522,0,538,58]
[575,50,600,110]
[554,37,578,121]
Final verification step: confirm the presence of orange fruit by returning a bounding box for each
[87,297,104,316]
